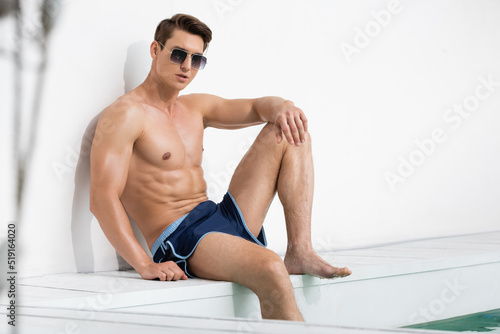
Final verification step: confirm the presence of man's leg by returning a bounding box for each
[188,233,303,321]
[228,123,351,278]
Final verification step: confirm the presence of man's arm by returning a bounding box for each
[89,102,187,281]
[189,94,308,146]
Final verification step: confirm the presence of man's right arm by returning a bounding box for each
[89,102,187,281]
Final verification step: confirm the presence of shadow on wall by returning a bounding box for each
[124,40,152,94]
[70,40,151,273]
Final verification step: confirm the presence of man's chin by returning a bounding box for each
[173,80,191,90]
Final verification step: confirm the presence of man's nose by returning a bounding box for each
[180,56,192,70]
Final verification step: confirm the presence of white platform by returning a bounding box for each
[2,231,500,333]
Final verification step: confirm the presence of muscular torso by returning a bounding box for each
[119,94,208,249]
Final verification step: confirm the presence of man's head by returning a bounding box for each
[150,14,212,90]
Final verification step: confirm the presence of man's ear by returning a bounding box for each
[150,41,159,58]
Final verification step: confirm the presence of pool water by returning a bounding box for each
[404,309,500,332]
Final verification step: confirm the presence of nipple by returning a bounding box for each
[162,152,171,160]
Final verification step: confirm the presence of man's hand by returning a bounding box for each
[138,261,188,281]
[273,100,308,146]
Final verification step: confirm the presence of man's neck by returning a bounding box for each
[138,72,180,113]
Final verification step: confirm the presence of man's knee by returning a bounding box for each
[253,252,296,303]
[261,252,287,273]
[258,252,290,287]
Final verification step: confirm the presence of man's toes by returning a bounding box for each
[336,267,351,277]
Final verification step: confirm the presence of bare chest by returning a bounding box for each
[132,107,204,170]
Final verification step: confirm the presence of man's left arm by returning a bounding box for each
[190,94,308,146]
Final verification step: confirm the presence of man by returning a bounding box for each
[90,14,351,321]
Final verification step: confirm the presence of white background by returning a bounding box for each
[1,0,499,277]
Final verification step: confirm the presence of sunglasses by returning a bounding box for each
[158,41,207,70]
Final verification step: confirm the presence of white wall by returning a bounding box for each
[2,0,499,277]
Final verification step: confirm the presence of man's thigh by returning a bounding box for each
[188,233,282,291]
[228,123,286,237]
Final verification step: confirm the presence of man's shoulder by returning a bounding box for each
[95,95,146,143]
[101,94,146,123]
[179,93,224,115]
[179,93,223,106]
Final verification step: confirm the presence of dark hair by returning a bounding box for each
[154,14,212,51]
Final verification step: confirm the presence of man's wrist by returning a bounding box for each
[135,259,154,274]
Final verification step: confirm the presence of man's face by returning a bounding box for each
[154,29,205,90]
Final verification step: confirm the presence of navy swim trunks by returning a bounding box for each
[151,191,267,278]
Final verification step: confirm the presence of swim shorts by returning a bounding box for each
[151,191,267,278]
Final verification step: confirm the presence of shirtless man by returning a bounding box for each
[90,14,351,321]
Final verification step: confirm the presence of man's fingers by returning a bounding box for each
[278,114,295,145]
[157,271,167,281]
[281,124,295,145]
[301,113,309,133]
[172,268,187,281]
[287,115,301,145]
[294,114,307,144]
[164,261,188,281]
[158,269,186,281]
[164,270,176,281]
[278,114,293,144]
[274,109,308,146]
[139,262,188,281]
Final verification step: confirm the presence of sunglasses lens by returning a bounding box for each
[170,49,187,65]
[169,48,207,70]
[191,55,207,70]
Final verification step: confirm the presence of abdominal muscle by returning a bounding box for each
[120,165,208,250]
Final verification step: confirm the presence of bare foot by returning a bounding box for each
[284,247,352,279]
